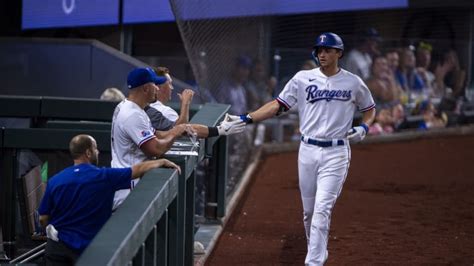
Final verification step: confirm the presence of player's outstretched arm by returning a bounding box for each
[181,120,246,138]
[227,100,281,124]
[132,158,181,179]
[141,124,188,157]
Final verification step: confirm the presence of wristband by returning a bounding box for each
[208,126,219,137]
[239,113,253,124]
[360,123,369,133]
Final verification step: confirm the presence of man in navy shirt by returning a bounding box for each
[38,134,180,265]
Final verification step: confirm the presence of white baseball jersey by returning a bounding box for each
[111,99,156,209]
[149,100,179,122]
[277,67,375,140]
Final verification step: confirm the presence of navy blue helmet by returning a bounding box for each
[313,32,344,51]
[311,32,344,65]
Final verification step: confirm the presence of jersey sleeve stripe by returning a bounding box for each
[138,135,156,147]
[359,103,376,112]
[276,97,291,109]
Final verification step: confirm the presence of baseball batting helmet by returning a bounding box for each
[313,32,344,51]
[311,32,344,65]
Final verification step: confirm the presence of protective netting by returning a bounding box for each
[170,4,472,120]
[172,17,271,109]
[169,2,474,193]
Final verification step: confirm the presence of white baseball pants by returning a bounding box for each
[298,141,351,266]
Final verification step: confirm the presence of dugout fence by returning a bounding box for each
[0,96,230,265]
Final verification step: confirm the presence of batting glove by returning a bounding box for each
[224,113,241,122]
[346,123,369,142]
[217,119,246,136]
[225,113,253,124]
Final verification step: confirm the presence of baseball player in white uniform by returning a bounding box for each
[112,67,246,210]
[111,67,189,209]
[228,32,376,265]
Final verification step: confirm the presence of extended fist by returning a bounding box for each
[224,113,253,124]
[217,117,246,136]
[224,113,242,122]
[346,124,369,142]
[178,89,194,105]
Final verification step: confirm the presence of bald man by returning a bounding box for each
[38,134,180,265]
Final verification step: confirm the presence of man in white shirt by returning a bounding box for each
[112,67,246,209]
[111,67,190,209]
[148,67,194,127]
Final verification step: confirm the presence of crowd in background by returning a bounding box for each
[97,28,472,201]
[342,28,467,135]
[200,27,471,141]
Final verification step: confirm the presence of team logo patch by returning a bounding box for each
[320,35,327,43]
[141,130,152,137]
[305,85,352,103]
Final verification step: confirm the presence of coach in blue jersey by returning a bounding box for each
[228,33,376,265]
[38,134,180,265]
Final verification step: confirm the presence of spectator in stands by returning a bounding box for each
[38,134,180,265]
[184,61,216,104]
[432,49,466,99]
[145,67,195,131]
[444,50,466,99]
[100,87,125,102]
[395,46,427,101]
[343,27,382,80]
[214,55,252,114]
[246,59,276,146]
[247,58,273,110]
[366,55,404,106]
[415,42,435,94]
[214,55,253,192]
[385,48,400,75]
[368,107,395,135]
[391,103,409,131]
[412,99,448,129]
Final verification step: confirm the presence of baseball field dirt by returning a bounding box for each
[206,135,474,265]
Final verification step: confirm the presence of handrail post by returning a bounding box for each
[0,147,18,259]
[216,136,228,218]
[167,196,179,266]
[175,158,187,266]
[184,169,196,266]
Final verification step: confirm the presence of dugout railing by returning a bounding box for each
[0,95,230,265]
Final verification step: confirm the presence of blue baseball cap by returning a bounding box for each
[127,67,167,89]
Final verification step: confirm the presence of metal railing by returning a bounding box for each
[0,96,230,265]
[77,168,179,266]
[78,103,230,266]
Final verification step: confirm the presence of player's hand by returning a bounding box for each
[178,89,194,105]
[157,159,181,175]
[217,119,246,136]
[224,113,242,122]
[346,124,369,142]
[224,113,253,124]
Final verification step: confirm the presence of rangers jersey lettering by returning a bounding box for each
[277,67,375,139]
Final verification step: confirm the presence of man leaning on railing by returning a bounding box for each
[38,134,180,265]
